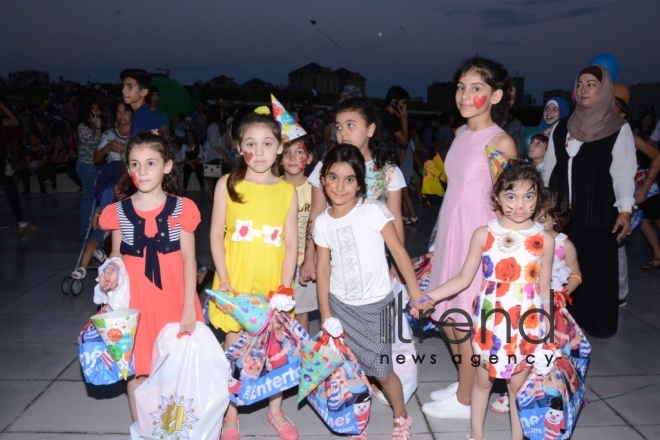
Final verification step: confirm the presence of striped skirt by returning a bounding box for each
[329,293,394,378]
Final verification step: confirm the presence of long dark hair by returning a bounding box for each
[320,144,367,201]
[125,132,180,195]
[537,187,570,232]
[491,161,544,216]
[454,56,510,127]
[226,112,282,203]
[76,99,98,131]
[334,98,397,169]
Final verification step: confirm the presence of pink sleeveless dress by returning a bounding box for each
[428,124,504,323]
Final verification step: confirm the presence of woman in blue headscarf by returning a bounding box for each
[539,97,570,133]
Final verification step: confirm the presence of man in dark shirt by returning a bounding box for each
[378,85,410,147]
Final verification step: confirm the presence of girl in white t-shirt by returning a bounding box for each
[314,144,431,440]
[301,98,406,284]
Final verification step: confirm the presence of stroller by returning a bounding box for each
[60,161,125,296]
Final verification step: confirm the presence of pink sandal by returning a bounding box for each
[391,415,412,440]
[220,416,240,440]
[266,411,298,440]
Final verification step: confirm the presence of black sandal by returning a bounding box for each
[641,258,660,269]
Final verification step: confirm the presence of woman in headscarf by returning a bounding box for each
[538,96,570,134]
[543,65,636,338]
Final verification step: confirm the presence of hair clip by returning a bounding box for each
[151,128,160,135]
[254,106,271,115]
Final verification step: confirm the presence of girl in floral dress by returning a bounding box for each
[416,162,554,440]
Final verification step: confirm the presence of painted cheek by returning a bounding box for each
[131,171,139,187]
[473,95,487,109]
[298,156,306,170]
[244,151,254,163]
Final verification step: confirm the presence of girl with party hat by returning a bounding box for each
[208,104,299,440]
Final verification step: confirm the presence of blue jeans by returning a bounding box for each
[76,161,99,241]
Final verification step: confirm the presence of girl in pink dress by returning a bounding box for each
[422,57,518,419]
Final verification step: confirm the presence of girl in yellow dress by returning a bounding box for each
[209,109,299,440]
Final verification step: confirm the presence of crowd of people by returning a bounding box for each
[2,58,660,440]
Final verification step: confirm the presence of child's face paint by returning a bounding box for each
[131,171,139,188]
[239,124,283,174]
[243,151,254,163]
[497,180,538,224]
[473,95,487,109]
[282,141,310,176]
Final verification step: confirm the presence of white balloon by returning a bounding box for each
[378,32,383,37]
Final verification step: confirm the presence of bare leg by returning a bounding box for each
[267,392,292,428]
[376,371,407,421]
[639,219,660,262]
[507,368,530,440]
[127,375,148,422]
[469,366,494,440]
[77,239,99,271]
[223,330,243,430]
[296,312,309,333]
[443,320,476,405]
[401,187,417,219]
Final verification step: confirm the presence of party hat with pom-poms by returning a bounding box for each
[206,289,273,336]
[271,94,307,143]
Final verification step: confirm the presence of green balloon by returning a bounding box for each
[151,77,193,127]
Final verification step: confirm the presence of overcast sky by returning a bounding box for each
[1,0,658,103]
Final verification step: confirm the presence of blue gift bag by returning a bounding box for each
[78,319,134,385]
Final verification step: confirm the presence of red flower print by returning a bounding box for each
[519,337,541,355]
[510,305,522,330]
[474,327,494,351]
[524,235,544,257]
[495,257,521,282]
[522,306,540,329]
[495,301,504,325]
[239,225,249,237]
[270,228,279,241]
[496,282,509,297]
[484,232,494,251]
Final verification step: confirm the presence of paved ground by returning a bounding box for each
[1,191,659,439]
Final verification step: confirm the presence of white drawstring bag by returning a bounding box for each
[134,322,230,439]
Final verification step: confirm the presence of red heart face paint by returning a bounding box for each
[131,171,139,188]
[243,151,254,163]
[473,95,487,109]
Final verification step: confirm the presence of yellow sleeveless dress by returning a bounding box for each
[209,179,295,332]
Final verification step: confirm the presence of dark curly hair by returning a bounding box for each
[491,161,544,216]
[226,112,282,203]
[320,144,367,200]
[334,98,397,169]
[537,187,570,232]
[125,132,180,195]
[453,56,510,127]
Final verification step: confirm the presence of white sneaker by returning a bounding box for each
[429,381,459,401]
[422,392,471,419]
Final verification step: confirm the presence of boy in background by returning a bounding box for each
[120,69,159,135]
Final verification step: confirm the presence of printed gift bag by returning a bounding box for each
[78,317,135,385]
[516,305,591,440]
[306,334,372,436]
[225,310,310,405]
[634,169,659,199]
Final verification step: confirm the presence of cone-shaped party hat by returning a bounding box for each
[271,94,307,143]
[206,289,273,336]
[298,340,343,402]
[90,309,140,380]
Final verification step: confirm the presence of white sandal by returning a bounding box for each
[71,267,87,279]
[93,249,107,263]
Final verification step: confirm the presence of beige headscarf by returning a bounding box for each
[567,65,625,143]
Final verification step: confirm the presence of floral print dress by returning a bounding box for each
[472,219,548,379]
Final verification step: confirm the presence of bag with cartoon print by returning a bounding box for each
[224,310,309,406]
[305,333,372,436]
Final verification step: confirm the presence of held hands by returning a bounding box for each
[613,211,632,241]
[108,139,125,153]
[408,294,434,319]
[298,260,316,286]
[98,263,119,292]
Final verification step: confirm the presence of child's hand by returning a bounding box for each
[219,279,235,293]
[98,265,119,292]
[298,260,316,286]
[179,305,197,334]
[409,294,434,319]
